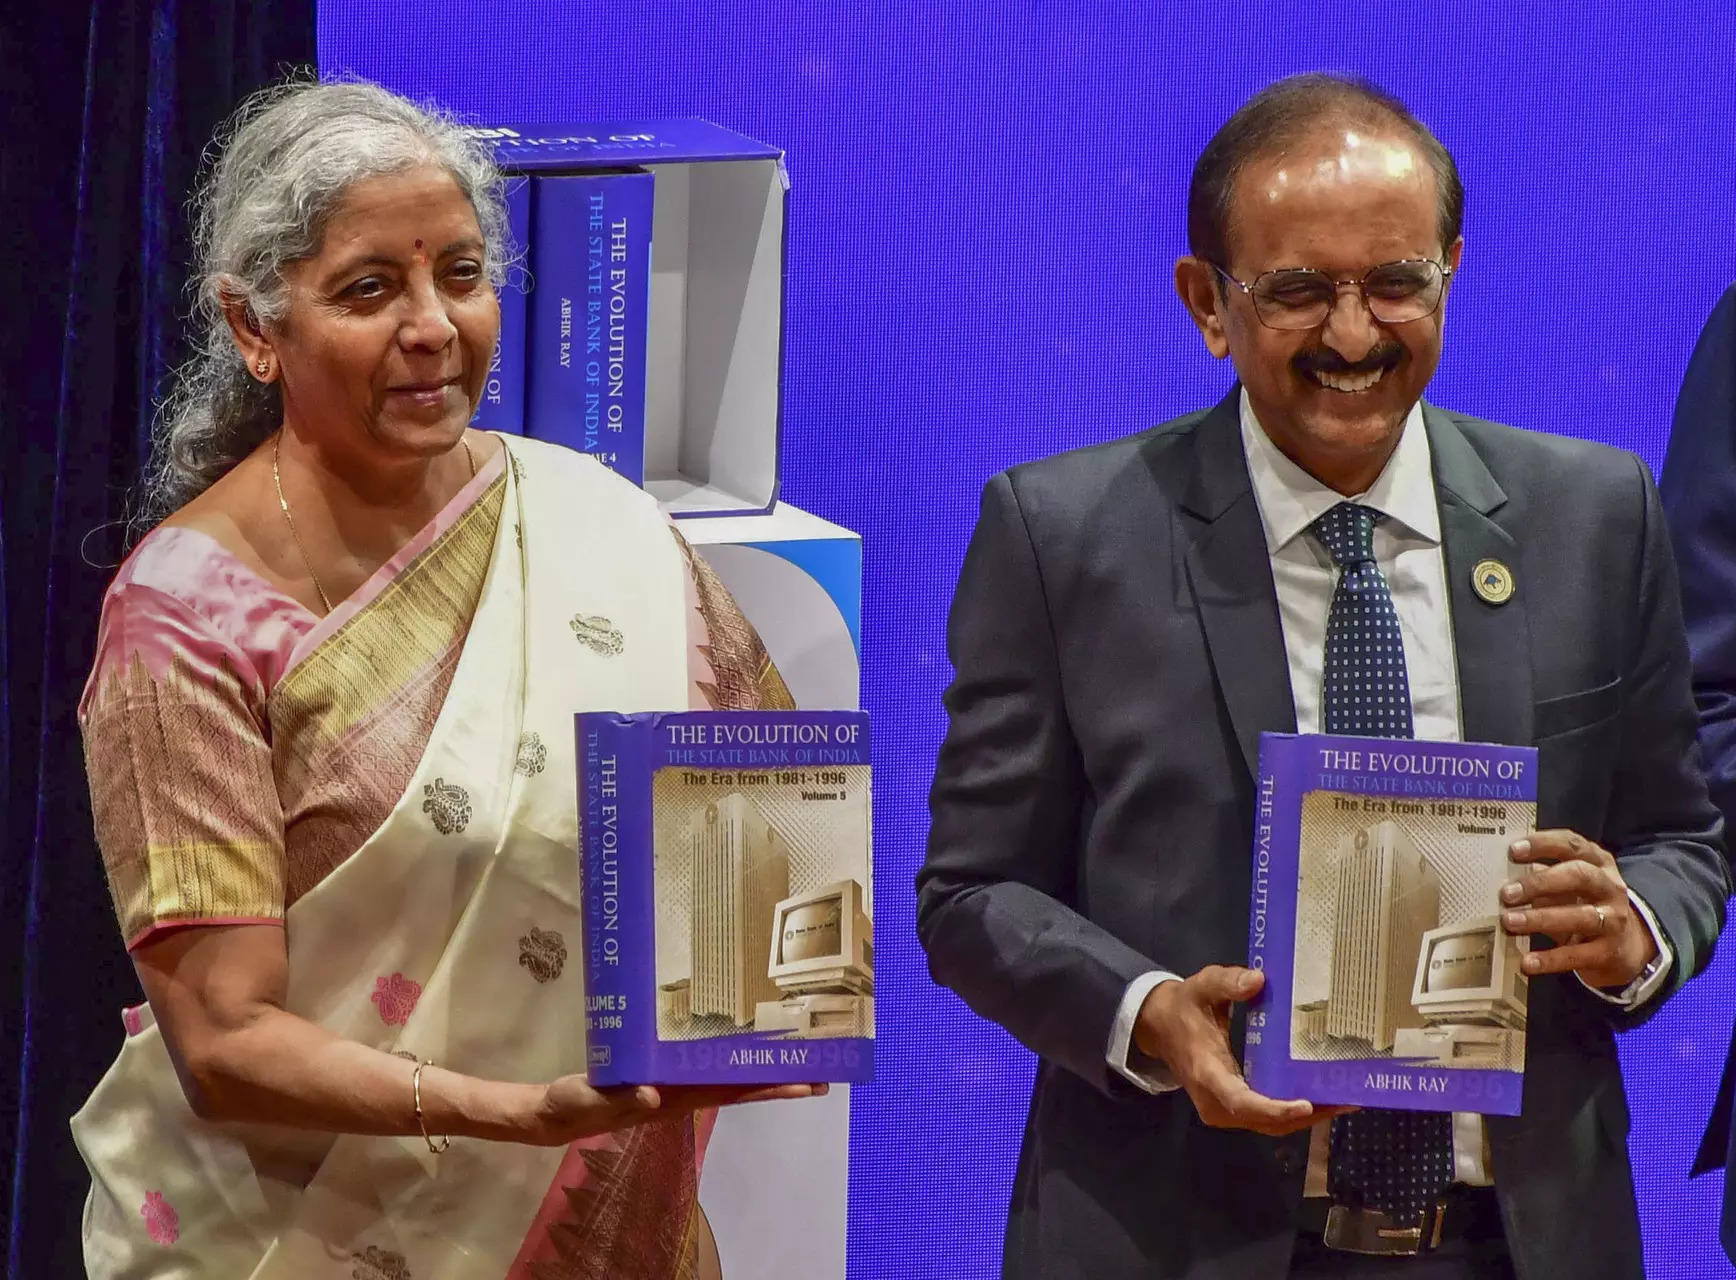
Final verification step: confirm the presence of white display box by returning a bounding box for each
[478,121,786,516]
[681,502,862,712]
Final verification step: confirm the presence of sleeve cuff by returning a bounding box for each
[1107,970,1184,1094]
[1577,888,1675,1009]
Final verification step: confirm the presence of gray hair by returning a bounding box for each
[138,76,511,528]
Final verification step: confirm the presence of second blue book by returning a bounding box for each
[1242,732,1537,1116]
[527,170,654,483]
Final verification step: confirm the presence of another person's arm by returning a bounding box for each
[1662,282,1736,841]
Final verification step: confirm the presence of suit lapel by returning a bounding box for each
[1172,391,1296,781]
[1171,398,1533,776]
[1426,405,1534,746]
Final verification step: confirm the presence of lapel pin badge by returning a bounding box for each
[1472,559,1515,606]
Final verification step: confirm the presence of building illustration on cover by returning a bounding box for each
[1323,821,1440,1051]
[688,791,791,1026]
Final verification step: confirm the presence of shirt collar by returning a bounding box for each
[1238,389,1440,554]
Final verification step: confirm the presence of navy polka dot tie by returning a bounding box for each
[1311,502,1455,1220]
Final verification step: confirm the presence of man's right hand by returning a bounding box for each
[1132,964,1344,1137]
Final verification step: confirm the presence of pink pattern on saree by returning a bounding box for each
[371,973,422,1026]
[141,1191,179,1245]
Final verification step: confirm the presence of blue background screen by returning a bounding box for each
[319,6,1736,1274]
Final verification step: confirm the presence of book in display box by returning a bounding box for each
[476,120,788,516]
[526,170,654,482]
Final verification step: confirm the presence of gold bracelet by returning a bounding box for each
[412,1059,451,1154]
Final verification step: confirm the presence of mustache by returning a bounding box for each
[1293,344,1404,379]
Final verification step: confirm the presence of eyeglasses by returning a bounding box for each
[1210,259,1453,331]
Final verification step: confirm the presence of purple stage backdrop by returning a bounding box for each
[319,5,1736,1275]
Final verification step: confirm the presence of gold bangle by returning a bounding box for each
[412,1059,451,1154]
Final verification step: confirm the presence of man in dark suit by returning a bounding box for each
[917,74,1728,1279]
[1660,282,1736,1263]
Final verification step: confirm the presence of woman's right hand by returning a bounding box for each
[524,1075,829,1146]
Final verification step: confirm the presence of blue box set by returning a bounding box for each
[474,120,787,516]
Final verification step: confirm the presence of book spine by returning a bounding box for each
[472,176,531,434]
[526,171,654,485]
[578,713,659,1085]
[1242,735,1286,1096]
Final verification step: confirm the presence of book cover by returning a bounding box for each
[526,170,654,483]
[1243,733,1538,1116]
[577,710,874,1085]
[473,175,531,434]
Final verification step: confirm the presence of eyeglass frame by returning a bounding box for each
[1208,258,1455,331]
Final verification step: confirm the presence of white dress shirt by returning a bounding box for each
[1104,390,1674,1193]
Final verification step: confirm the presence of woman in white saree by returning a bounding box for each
[74,80,816,1280]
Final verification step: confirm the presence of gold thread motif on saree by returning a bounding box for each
[569,613,625,656]
[519,926,568,982]
[351,1245,411,1280]
[421,777,472,834]
[515,732,548,776]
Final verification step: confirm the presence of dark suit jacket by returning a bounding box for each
[1660,281,1736,1261]
[918,393,1729,1280]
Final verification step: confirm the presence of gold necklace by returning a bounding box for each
[272,432,477,615]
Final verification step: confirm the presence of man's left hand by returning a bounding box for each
[1501,830,1657,990]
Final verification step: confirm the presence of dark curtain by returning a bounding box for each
[0,3,315,1273]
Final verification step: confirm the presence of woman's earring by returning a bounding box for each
[256,359,271,377]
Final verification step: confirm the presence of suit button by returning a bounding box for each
[1275,1146,1300,1174]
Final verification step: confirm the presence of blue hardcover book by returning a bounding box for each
[473,176,530,434]
[1243,733,1538,1116]
[526,170,655,483]
[577,710,874,1085]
